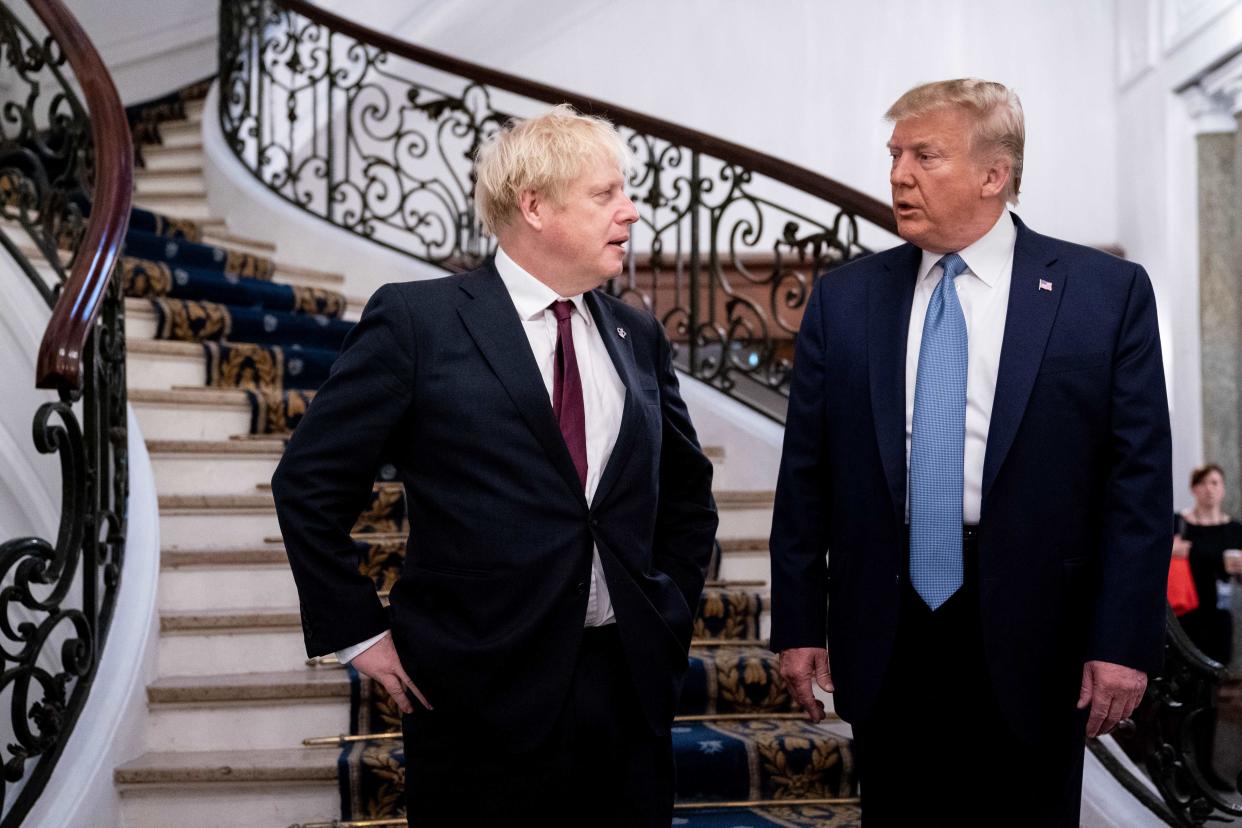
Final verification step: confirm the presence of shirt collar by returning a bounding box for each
[916,210,1016,287]
[494,246,592,325]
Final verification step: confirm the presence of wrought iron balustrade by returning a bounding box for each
[218,0,899,420]
[0,0,131,823]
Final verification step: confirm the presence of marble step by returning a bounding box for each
[127,339,205,390]
[145,670,350,752]
[153,118,203,149]
[132,192,215,220]
[130,387,253,441]
[158,606,308,676]
[133,166,207,196]
[200,228,278,258]
[148,438,285,497]
[159,492,281,549]
[115,747,339,828]
[138,143,204,172]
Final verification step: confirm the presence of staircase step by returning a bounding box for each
[146,669,350,751]
[714,490,774,543]
[200,229,277,257]
[130,387,253,441]
[139,144,204,171]
[133,167,207,196]
[116,748,339,828]
[149,438,284,497]
[132,192,215,220]
[158,492,281,549]
[717,537,770,586]
[127,339,205,390]
[274,261,346,288]
[158,549,298,611]
[153,118,203,149]
[158,606,307,677]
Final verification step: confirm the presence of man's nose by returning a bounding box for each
[620,194,639,224]
[890,155,914,188]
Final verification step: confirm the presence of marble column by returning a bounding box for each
[1184,81,1241,513]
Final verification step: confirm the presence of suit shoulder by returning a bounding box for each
[812,244,913,298]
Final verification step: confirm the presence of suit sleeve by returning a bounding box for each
[768,279,831,652]
[651,324,719,613]
[1087,265,1173,674]
[271,284,416,657]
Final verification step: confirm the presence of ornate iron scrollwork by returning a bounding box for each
[218,0,879,418]
[0,2,128,824]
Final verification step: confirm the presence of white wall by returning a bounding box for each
[1115,0,1242,502]
[63,0,218,104]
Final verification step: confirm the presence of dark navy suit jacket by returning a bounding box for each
[271,263,718,750]
[769,214,1172,740]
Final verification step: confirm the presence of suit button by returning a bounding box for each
[590,518,599,527]
[576,581,588,595]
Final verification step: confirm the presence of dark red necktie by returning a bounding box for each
[550,301,588,488]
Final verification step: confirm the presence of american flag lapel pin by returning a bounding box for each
[617,327,627,339]
[1038,278,1053,292]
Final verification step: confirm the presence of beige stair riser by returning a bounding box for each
[140,146,205,171]
[132,400,253,442]
[126,350,205,390]
[158,628,309,676]
[158,565,298,612]
[132,196,214,220]
[160,509,281,549]
[716,549,771,587]
[200,232,276,258]
[152,454,281,497]
[146,700,348,752]
[715,506,772,540]
[154,121,202,149]
[128,307,157,339]
[120,783,338,828]
[133,174,207,196]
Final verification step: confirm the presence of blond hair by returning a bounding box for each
[473,104,631,234]
[886,78,1025,204]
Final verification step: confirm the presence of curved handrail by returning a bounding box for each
[279,0,895,235]
[27,0,133,393]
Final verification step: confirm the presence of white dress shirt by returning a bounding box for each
[336,247,624,664]
[905,210,1016,525]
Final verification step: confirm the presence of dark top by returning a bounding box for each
[1175,514,1241,662]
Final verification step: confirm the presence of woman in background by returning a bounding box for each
[1174,463,1242,664]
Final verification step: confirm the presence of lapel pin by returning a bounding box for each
[1038,278,1053,292]
[617,327,627,339]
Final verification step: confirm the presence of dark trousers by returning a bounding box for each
[854,530,1088,827]
[402,625,674,827]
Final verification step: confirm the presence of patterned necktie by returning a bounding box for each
[909,252,968,610]
[550,300,588,488]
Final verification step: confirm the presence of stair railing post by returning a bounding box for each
[688,149,701,379]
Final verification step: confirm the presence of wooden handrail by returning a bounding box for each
[279,0,897,235]
[28,0,133,392]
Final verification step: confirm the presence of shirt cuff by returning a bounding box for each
[335,629,390,664]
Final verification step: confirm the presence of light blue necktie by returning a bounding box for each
[909,252,968,610]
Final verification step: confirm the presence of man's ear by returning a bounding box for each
[517,188,543,231]
[980,157,1011,200]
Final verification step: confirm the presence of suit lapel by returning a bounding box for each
[869,244,920,523]
[980,217,1064,506]
[584,291,642,509]
[456,265,587,505]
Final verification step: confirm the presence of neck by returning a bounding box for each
[1191,505,1226,524]
[499,237,588,298]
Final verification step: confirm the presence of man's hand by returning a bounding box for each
[351,634,432,715]
[1077,660,1146,738]
[778,647,833,723]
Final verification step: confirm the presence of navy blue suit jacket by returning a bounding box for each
[769,214,1172,740]
[271,263,718,750]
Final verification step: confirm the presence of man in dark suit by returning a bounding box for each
[271,104,718,827]
[770,79,1172,826]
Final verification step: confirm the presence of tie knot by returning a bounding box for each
[937,253,967,281]
[550,300,575,322]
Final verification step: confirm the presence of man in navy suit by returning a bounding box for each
[770,79,1172,826]
[271,105,718,826]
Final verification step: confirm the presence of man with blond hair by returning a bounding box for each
[272,104,717,825]
[770,79,1171,825]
